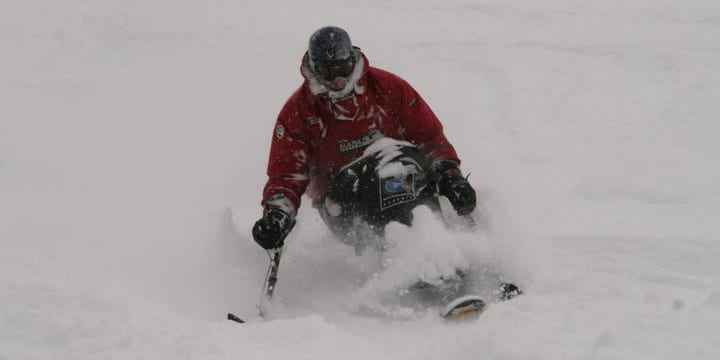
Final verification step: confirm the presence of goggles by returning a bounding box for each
[314,56,356,81]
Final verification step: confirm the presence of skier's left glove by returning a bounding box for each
[252,208,294,250]
[435,161,477,216]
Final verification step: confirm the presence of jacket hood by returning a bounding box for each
[300,48,368,100]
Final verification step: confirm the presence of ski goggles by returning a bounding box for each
[314,56,356,81]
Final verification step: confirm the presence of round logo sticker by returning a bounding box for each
[276,125,285,140]
[384,177,407,194]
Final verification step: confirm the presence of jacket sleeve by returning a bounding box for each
[261,96,310,216]
[396,78,461,167]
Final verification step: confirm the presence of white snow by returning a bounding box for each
[2,0,720,359]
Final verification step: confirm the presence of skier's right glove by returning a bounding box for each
[435,161,477,216]
[252,208,293,250]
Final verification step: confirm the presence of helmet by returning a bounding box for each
[308,26,356,81]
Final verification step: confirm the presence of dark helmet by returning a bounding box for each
[308,26,356,81]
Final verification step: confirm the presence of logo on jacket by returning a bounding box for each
[379,174,416,210]
[384,177,411,193]
[338,131,383,154]
[276,125,286,140]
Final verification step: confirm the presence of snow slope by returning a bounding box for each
[2,0,719,359]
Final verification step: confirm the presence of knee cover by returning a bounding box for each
[323,142,432,228]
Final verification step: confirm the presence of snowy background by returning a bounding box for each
[2,0,720,359]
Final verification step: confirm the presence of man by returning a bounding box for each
[253,25,476,247]
[251,26,512,319]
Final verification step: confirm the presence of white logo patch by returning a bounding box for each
[276,125,285,140]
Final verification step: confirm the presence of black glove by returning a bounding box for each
[252,209,294,250]
[436,163,477,216]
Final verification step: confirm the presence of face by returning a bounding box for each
[320,76,350,91]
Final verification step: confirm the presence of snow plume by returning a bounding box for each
[349,206,493,319]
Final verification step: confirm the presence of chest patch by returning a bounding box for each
[338,130,383,155]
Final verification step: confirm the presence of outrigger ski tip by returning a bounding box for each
[227,312,246,323]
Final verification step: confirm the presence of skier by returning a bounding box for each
[251,26,516,319]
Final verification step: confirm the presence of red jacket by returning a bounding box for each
[262,50,460,215]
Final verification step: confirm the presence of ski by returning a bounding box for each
[440,295,487,321]
[441,282,523,321]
